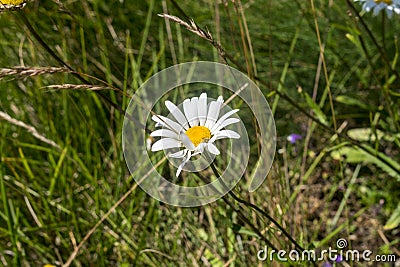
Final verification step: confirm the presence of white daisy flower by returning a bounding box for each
[0,0,27,12]
[150,93,241,177]
[354,0,400,17]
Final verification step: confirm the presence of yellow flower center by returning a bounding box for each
[185,126,211,147]
[1,0,25,5]
[374,0,392,4]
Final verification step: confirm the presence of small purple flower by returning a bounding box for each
[335,255,343,263]
[322,262,333,267]
[287,133,302,144]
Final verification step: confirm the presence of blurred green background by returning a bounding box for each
[0,0,399,266]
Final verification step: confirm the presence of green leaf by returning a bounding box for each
[384,203,400,230]
[347,128,384,142]
[233,223,260,238]
[330,146,400,181]
[302,91,328,125]
[335,95,370,110]
[347,128,400,142]
[345,33,362,50]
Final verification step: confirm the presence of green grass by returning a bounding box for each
[0,0,399,266]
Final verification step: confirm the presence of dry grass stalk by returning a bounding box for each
[158,13,226,57]
[0,66,70,80]
[0,111,60,149]
[45,84,110,91]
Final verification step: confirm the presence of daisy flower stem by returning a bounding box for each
[221,196,279,251]
[208,162,309,257]
[193,170,278,251]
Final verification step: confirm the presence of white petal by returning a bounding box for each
[183,98,199,127]
[151,138,182,151]
[179,132,196,150]
[205,96,224,129]
[207,142,220,155]
[169,149,187,158]
[210,130,240,142]
[373,4,385,15]
[210,109,239,133]
[191,143,206,156]
[198,93,208,126]
[176,150,192,177]
[211,118,240,134]
[165,101,189,130]
[176,164,184,177]
[152,115,183,133]
[150,129,178,139]
[385,8,393,17]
